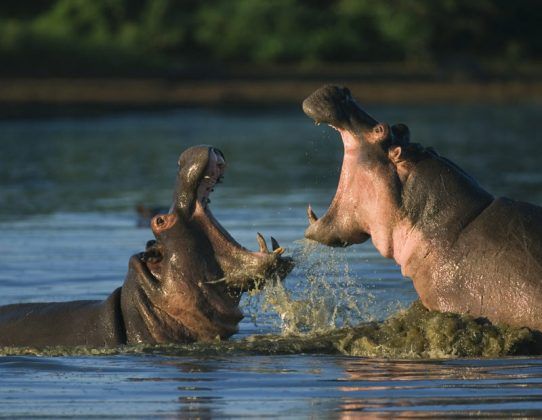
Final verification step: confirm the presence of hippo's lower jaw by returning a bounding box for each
[305,202,371,248]
[302,84,542,333]
[191,200,292,291]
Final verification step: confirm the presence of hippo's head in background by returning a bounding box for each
[121,145,293,344]
[303,85,414,250]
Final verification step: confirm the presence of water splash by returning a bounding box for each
[243,240,375,334]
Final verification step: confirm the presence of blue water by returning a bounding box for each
[1,104,541,417]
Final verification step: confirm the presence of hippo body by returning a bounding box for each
[440,198,542,323]
[0,289,124,347]
[302,85,542,332]
[0,146,292,348]
[402,155,542,328]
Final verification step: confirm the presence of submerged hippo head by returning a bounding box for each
[121,145,293,344]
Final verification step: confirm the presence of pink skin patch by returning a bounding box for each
[317,125,428,267]
[196,149,225,209]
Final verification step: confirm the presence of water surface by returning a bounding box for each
[1,104,541,416]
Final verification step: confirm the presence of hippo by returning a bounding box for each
[0,145,293,347]
[302,85,542,332]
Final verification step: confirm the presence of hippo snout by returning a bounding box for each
[303,85,379,135]
[302,85,352,126]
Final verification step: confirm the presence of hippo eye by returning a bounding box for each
[156,216,165,226]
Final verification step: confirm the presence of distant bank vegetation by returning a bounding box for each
[0,0,540,76]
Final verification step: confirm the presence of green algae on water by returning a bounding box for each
[336,301,542,358]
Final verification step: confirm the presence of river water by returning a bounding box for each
[1,104,541,417]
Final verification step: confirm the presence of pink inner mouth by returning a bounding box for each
[194,149,247,250]
[304,124,374,247]
[193,150,276,258]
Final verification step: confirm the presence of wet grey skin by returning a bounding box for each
[303,85,542,332]
[0,145,293,347]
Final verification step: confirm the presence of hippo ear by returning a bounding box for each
[365,123,391,144]
[213,147,226,162]
[391,123,410,146]
[388,146,403,164]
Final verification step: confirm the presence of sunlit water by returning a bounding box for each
[1,104,541,416]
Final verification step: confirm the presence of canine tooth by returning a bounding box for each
[271,237,280,251]
[256,232,269,252]
[273,247,285,255]
[205,277,226,285]
[307,204,318,224]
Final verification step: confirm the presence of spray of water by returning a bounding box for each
[243,239,375,335]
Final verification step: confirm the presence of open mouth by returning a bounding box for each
[193,149,285,257]
[138,146,291,289]
[303,86,380,247]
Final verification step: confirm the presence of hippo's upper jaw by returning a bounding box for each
[121,145,293,344]
[302,85,385,141]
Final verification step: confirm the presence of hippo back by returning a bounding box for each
[0,288,125,347]
[402,150,494,241]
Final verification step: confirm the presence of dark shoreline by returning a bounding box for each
[1,78,541,119]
